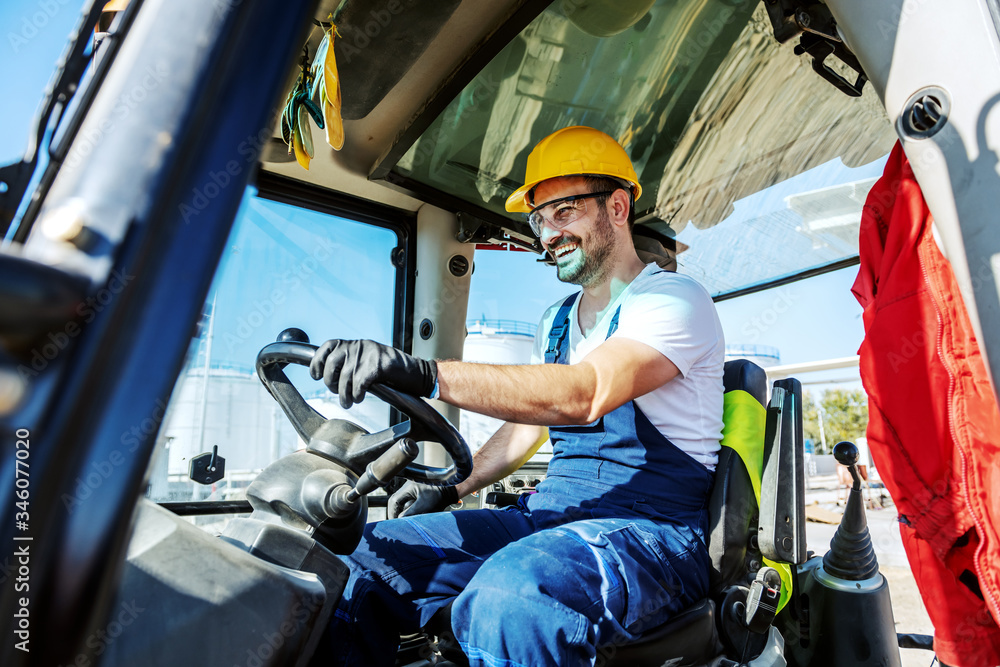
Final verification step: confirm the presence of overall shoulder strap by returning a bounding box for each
[544,294,578,364]
[606,305,623,339]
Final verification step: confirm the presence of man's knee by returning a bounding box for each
[450,548,595,665]
[457,542,552,606]
[454,530,601,624]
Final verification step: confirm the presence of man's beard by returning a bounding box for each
[551,206,615,287]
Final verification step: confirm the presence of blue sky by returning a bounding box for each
[2,0,872,392]
[0,1,86,163]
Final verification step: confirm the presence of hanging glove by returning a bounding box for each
[281,46,325,170]
[310,20,345,151]
[388,481,459,519]
[309,339,437,409]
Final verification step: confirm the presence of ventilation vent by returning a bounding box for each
[900,87,950,139]
[419,318,434,340]
[448,254,470,277]
[910,95,943,132]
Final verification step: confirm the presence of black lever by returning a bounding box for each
[189,445,226,485]
[836,440,864,490]
[313,438,419,518]
[823,441,879,580]
[345,438,420,502]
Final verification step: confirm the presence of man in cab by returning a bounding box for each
[312,126,725,666]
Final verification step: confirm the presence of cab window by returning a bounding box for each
[146,191,401,504]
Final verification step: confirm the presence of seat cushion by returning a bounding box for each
[598,599,721,667]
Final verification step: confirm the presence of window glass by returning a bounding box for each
[462,250,558,453]
[674,156,887,295]
[147,192,399,505]
[395,0,896,296]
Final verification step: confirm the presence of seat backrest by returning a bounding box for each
[707,359,767,595]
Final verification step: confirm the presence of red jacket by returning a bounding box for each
[852,142,1000,666]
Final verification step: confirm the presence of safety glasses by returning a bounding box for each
[527,190,616,237]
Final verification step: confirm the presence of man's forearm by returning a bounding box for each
[455,421,546,497]
[437,360,597,425]
[435,338,680,427]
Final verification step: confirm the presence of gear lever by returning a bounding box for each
[824,441,878,580]
[302,438,419,521]
[785,441,902,666]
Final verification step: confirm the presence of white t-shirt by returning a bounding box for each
[530,264,725,469]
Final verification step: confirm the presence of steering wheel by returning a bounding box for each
[255,329,472,487]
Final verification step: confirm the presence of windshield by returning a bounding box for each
[392,0,895,296]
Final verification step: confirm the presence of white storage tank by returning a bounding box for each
[461,320,536,451]
[154,365,299,501]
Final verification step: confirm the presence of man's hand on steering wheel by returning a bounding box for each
[309,339,438,409]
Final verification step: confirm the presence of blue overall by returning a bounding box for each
[318,293,715,667]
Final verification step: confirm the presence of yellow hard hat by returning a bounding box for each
[505,126,641,213]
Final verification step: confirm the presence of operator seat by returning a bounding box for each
[597,358,769,666]
[425,359,771,667]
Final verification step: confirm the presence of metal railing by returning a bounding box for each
[724,344,781,361]
[185,362,257,377]
[466,319,537,337]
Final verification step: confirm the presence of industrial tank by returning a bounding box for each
[461,320,536,451]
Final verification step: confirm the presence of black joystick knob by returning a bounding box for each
[834,441,859,467]
[834,442,862,489]
[278,328,310,344]
[824,440,878,580]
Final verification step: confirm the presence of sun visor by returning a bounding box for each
[333,0,462,120]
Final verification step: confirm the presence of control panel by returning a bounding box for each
[480,461,548,508]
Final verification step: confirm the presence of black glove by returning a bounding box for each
[309,339,437,409]
[388,481,459,519]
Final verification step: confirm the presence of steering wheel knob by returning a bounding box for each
[277,328,310,344]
